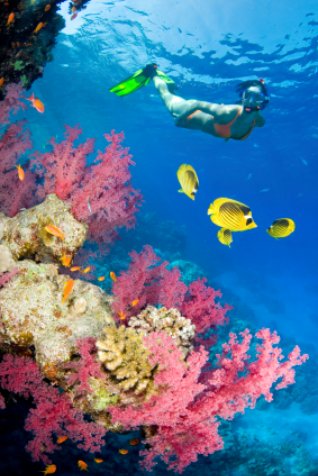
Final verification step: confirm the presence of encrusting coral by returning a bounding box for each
[0,197,114,373]
[96,326,155,399]
[128,305,196,357]
[0,194,87,262]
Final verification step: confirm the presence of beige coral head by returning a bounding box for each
[96,326,155,397]
[128,305,196,357]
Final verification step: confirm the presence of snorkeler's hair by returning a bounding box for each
[236,79,269,110]
[236,79,269,98]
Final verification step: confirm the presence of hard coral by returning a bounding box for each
[1,194,87,261]
[128,305,196,357]
[96,326,155,399]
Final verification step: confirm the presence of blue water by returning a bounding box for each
[4,0,318,474]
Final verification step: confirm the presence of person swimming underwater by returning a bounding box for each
[109,64,270,141]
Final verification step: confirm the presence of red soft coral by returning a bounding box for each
[63,337,105,396]
[181,278,231,334]
[112,246,230,332]
[33,127,142,247]
[0,122,36,216]
[0,354,106,464]
[0,83,26,125]
[109,329,308,472]
[111,245,187,320]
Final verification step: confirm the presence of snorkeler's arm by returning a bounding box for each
[190,101,241,123]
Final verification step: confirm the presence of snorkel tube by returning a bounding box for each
[236,79,270,112]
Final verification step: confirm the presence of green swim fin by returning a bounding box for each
[109,64,174,96]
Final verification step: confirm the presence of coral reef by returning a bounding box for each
[0,0,93,96]
[0,194,87,261]
[96,326,155,399]
[0,197,113,371]
[0,116,309,473]
[128,305,196,357]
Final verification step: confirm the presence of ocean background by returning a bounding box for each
[2,0,318,474]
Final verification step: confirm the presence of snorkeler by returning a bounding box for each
[110,63,269,141]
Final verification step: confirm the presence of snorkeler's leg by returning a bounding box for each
[153,76,194,119]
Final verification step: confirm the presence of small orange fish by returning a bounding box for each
[81,266,91,274]
[94,458,104,463]
[27,93,45,113]
[129,438,140,446]
[118,310,126,321]
[60,254,72,267]
[44,224,65,240]
[7,12,15,26]
[0,77,5,87]
[70,266,81,272]
[33,21,46,34]
[109,271,117,282]
[16,165,25,181]
[44,4,51,12]
[97,276,105,282]
[77,460,88,471]
[41,464,57,475]
[62,279,74,303]
[57,435,68,444]
[118,448,128,455]
[130,299,139,308]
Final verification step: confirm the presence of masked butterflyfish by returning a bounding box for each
[217,228,233,247]
[267,218,295,239]
[177,164,199,200]
[207,197,257,231]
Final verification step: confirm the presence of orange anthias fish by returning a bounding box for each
[94,458,104,463]
[130,299,139,308]
[97,276,105,282]
[16,165,25,181]
[81,266,91,274]
[129,438,140,446]
[57,435,68,444]
[33,21,46,34]
[70,266,81,272]
[77,460,88,471]
[118,448,129,455]
[27,93,45,113]
[7,12,15,26]
[44,224,65,240]
[62,279,75,303]
[0,77,5,87]
[118,310,126,321]
[44,4,51,12]
[109,271,117,282]
[60,254,72,267]
[41,464,57,475]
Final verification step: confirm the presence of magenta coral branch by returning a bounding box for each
[0,122,36,217]
[0,354,106,464]
[109,329,308,472]
[33,127,142,248]
[112,245,230,332]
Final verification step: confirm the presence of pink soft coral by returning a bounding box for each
[109,329,308,473]
[33,127,142,247]
[0,354,106,464]
[0,122,36,216]
[112,245,230,332]
[0,83,26,125]
[111,245,187,319]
